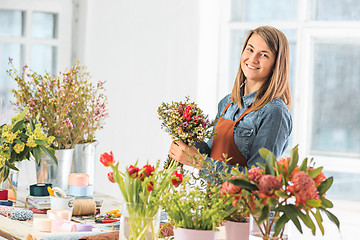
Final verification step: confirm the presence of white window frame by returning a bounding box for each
[0,0,72,72]
[197,0,360,173]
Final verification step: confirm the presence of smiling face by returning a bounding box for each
[240,34,276,85]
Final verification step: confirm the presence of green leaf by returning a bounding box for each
[306,199,321,208]
[257,205,269,225]
[275,190,289,199]
[17,108,28,121]
[5,161,19,171]
[317,177,333,196]
[311,209,324,235]
[32,147,41,165]
[228,178,258,191]
[259,148,275,175]
[35,139,46,146]
[40,146,58,165]
[279,204,302,233]
[320,196,334,208]
[321,208,340,230]
[11,119,24,133]
[274,214,289,236]
[299,158,308,172]
[288,145,299,176]
[298,210,316,235]
[309,167,323,178]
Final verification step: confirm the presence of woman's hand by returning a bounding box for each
[169,141,203,169]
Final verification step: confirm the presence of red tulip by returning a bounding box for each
[100,151,115,167]
[107,172,115,183]
[128,165,140,179]
[147,181,154,191]
[143,165,155,177]
[171,171,183,187]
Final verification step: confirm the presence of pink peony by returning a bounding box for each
[248,167,265,183]
[258,175,282,198]
[288,171,319,206]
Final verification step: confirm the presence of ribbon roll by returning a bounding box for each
[68,173,90,187]
[30,183,52,197]
[0,206,20,216]
[7,209,33,221]
[51,187,67,198]
[51,220,77,233]
[72,199,96,216]
[76,223,93,232]
[68,185,93,197]
[0,200,13,206]
[0,189,8,200]
[47,209,72,221]
[33,218,52,232]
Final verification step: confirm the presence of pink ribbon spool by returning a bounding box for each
[0,190,8,201]
[68,173,90,187]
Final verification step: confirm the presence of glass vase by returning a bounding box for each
[119,202,161,240]
[249,211,288,240]
[0,167,19,204]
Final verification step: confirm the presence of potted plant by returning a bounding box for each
[0,108,56,202]
[7,59,108,188]
[229,145,340,240]
[100,151,182,240]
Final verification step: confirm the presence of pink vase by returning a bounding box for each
[224,221,250,240]
[174,227,217,240]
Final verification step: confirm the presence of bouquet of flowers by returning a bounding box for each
[0,109,57,192]
[157,96,216,169]
[228,145,340,240]
[100,151,183,240]
[7,59,108,149]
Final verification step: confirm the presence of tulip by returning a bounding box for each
[147,181,154,191]
[107,172,115,183]
[171,171,183,187]
[128,165,140,179]
[100,151,115,167]
[143,165,155,177]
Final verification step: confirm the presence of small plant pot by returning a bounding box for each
[173,227,217,240]
[224,221,250,240]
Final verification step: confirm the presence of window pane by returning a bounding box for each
[311,42,360,155]
[325,171,360,200]
[230,0,298,22]
[0,10,24,37]
[31,44,57,75]
[32,12,58,39]
[0,43,23,105]
[311,0,360,21]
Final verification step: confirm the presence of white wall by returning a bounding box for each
[78,0,201,198]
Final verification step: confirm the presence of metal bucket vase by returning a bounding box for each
[36,149,74,190]
[72,141,97,186]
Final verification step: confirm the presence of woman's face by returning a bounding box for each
[240,34,276,84]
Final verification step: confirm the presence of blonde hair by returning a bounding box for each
[230,26,291,111]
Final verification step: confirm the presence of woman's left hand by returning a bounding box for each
[169,141,203,169]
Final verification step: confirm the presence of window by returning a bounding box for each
[0,0,72,107]
[198,0,360,201]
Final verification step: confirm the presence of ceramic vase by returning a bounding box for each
[224,221,250,240]
[173,227,217,240]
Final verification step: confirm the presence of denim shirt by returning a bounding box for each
[198,91,292,176]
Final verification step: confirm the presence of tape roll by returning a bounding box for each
[68,185,93,197]
[76,223,93,232]
[33,218,52,232]
[0,189,8,200]
[68,173,90,187]
[0,200,13,206]
[51,187,67,198]
[61,221,77,232]
[30,184,52,197]
[7,209,33,221]
[72,199,96,216]
[47,209,71,221]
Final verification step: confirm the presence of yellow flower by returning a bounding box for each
[26,135,37,148]
[2,131,17,144]
[47,136,55,145]
[14,143,25,154]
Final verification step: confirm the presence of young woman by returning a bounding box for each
[169,26,292,173]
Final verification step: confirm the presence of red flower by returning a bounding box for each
[258,175,282,198]
[171,171,183,187]
[248,167,264,183]
[107,172,115,183]
[220,175,244,196]
[100,151,115,167]
[287,171,319,206]
[128,165,140,179]
[308,167,326,186]
[143,165,155,177]
[147,181,154,191]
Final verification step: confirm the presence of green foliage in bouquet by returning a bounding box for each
[157,96,216,169]
[0,108,57,182]
[229,145,340,239]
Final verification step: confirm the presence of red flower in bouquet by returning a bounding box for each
[287,171,319,206]
[128,165,140,179]
[107,172,115,183]
[220,175,244,206]
[171,171,183,187]
[258,175,282,198]
[100,151,114,167]
[248,167,264,183]
[147,181,155,191]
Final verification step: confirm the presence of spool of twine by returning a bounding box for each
[72,199,96,216]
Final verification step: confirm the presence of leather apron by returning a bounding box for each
[210,101,251,166]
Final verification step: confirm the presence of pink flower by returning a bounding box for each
[287,171,319,206]
[248,167,264,183]
[258,175,282,198]
[220,175,244,195]
[107,172,115,183]
[100,151,115,167]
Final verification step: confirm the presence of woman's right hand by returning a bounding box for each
[169,141,203,169]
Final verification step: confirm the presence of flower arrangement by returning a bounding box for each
[157,96,216,169]
[100,151,182,240]
[228,145,340,239]
[0,109,57,183]
[7,59,108,149]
